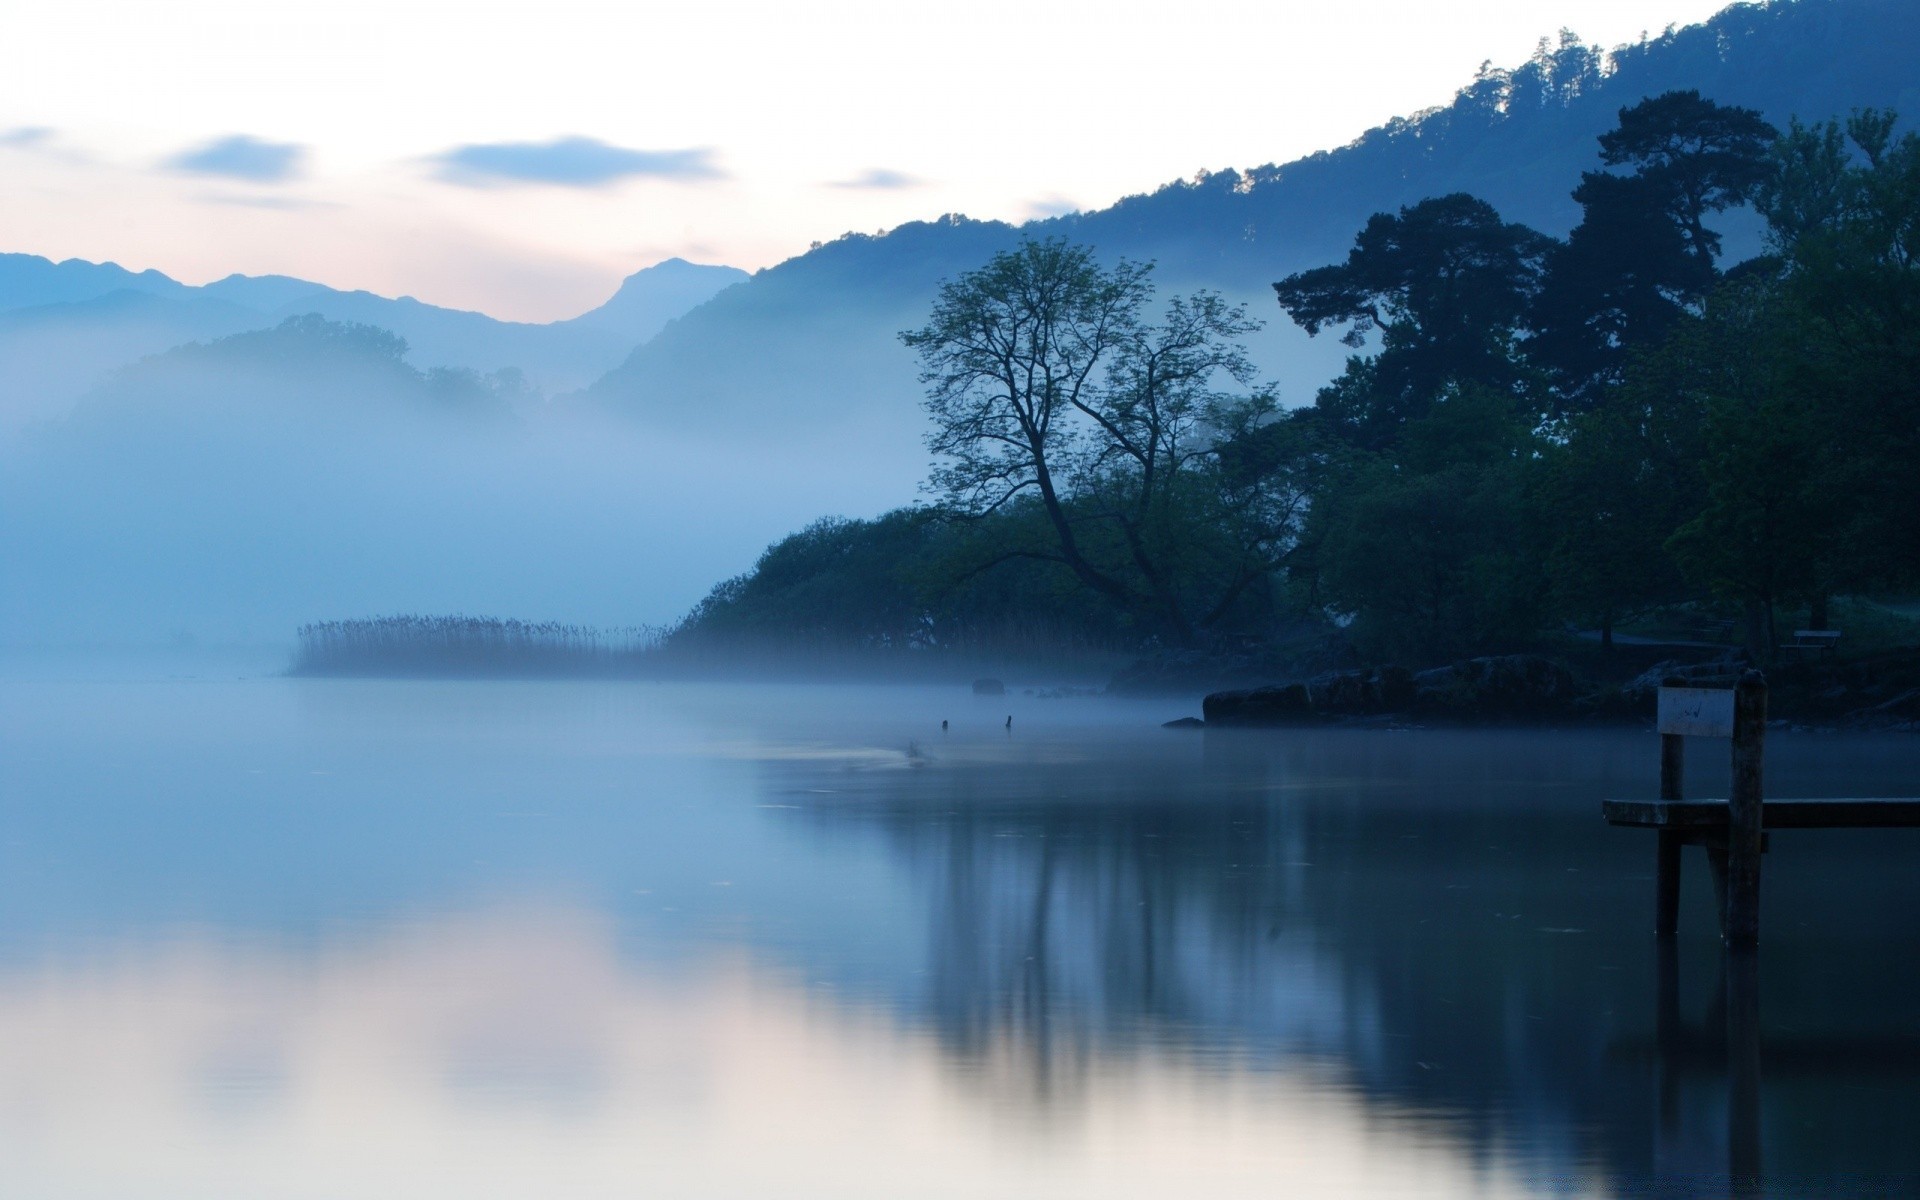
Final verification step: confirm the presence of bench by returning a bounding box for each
[1779,628,1841,658]
[1603,676,1920,949]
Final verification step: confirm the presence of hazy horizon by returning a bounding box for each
[3,0,1732,323]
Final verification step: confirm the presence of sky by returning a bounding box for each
[3,0,1737,323]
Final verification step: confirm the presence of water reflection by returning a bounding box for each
[766,724,1920,1196]
[0,906,1603,1199]
[1,678,1915,1197]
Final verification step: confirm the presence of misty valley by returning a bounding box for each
[5,0,1920,1196]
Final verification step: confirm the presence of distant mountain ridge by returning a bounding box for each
[6,0,1916,442]
[583,0,1920,431]
[0,254,746,425]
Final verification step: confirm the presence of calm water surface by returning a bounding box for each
[2,672,1917,1198]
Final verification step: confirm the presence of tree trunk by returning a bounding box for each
[1809,592,1829,631]
[1743,597,1768,660]
[1116,516,1195,647]
[1029,454,1138,615]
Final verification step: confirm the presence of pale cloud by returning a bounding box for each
[431,137,725,188]
[1023,195,1081,220]
[0,0,1743,317]
[168,134,307,183]
[829,168,922,190]
[0,126,54,148]
[0,125,94,166]
[194,193,340,211]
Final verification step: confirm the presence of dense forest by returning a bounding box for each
[674,92,1920,677]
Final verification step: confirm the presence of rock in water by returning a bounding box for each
[1203,682,1315,725]
[1204,655,1582,725]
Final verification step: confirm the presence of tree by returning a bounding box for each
[1530,92,1777,408]
[903,239,1148,599]
[1657,278,1834,656]
[903,238,1309,644]
[1598,90,1779,272]
[1536,382,1699,651]
[1756,109,1920,597]
[1273,194,1550,445]
[1528,171,1710,406]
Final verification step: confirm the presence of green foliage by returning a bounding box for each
[1529,92,1775,408]
[902,238,1316,646]
[1597,89,1780,269]
[1535,368,1699,645]
[1273,195,1550,445]
[1661,279,1833,647]
[1300,383,1545,661]
[1272,97,1916,665]
[1761,110,1920,584]
[701,94,1920,673]
[673,505,1138,662]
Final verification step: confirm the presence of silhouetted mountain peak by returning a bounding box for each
[561,258,749,338]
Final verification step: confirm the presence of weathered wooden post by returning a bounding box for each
[1613,671,1919,948]
[1656,682,1686,935]
[1725,671,1767,949]
[1653,681,1737,935]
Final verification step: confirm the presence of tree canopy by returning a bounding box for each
[693,92,1920,673]
[902,239,1317,645]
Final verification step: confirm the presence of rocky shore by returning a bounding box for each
[1192,650,1920,732]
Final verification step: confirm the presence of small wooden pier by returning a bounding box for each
[1603,671,1920,948]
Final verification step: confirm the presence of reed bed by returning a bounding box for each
[290,613,1125,682]
[292,615,665,677]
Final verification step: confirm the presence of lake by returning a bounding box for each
[2,672,1917,1198]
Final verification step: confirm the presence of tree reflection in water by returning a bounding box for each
[774,726,1920,1196]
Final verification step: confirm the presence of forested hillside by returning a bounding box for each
[589,0,1920,432]
[675,82,1920,690]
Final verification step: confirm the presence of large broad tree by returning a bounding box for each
[1754,109,1920,602]
[1531,91,1778,407]
[902,238,1310,645]
[1273,193,1550,446]
[1528,171,1711,406]
[1599,89,1779,272]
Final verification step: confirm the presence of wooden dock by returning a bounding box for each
[1604,672,1920,948]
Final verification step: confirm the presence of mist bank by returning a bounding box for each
[287,613,1127,686]
[0,316,918,653]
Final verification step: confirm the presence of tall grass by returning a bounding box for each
[292,615,665,677]
[290,612,1127,682]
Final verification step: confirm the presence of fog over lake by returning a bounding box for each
[4,670,1916,1198]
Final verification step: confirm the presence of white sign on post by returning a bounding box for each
[1657,686,1736,738]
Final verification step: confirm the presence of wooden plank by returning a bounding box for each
[1605,797,1920,829]
[1724,673,1766,949]
[1658,686,1736,738]
[1656,733,1684,936]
